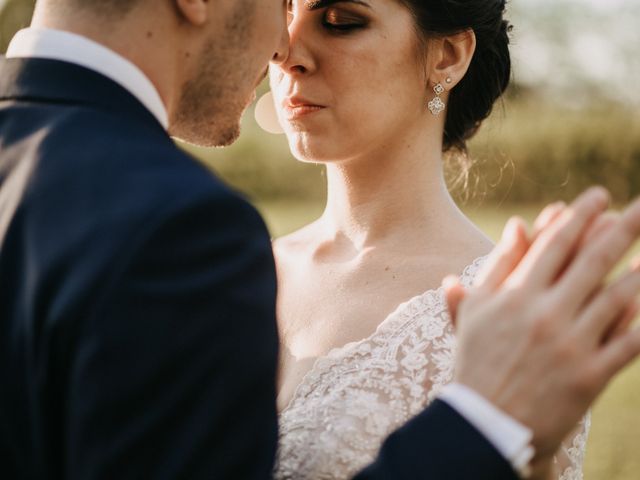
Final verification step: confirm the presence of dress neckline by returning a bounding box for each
[279,254,489,416]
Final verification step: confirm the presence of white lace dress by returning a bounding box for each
[274,256,590,480]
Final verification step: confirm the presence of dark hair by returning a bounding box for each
[400,0,512,153]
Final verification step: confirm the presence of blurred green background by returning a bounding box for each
[2,0,639,478]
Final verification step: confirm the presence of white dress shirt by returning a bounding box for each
[5,25,533,479]
[440,383,534,478]
[6,27,169,130]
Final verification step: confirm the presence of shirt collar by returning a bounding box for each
[6,27,169,130]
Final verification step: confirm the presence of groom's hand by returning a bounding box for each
[444,201,620,323]
[448,187,640,462]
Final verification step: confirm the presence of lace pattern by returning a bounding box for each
[274,256,589,479]
[558,414,591,480]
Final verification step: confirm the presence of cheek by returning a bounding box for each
[328,44,425,137]
[269,70,287,124]
[268,69,282,97]
[257,3,286,55]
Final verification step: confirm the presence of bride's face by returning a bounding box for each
[269,0,430,163]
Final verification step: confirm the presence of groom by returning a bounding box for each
[1,1,639,479]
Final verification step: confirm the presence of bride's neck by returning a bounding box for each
[321,138,460,251]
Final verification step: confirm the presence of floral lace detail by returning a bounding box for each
[558,413,591,480]
[274,255,589,480]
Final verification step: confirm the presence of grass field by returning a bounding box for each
[255,199,640,480]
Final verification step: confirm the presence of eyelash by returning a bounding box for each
[322,9,366,33]
[287,2,366,34]
[322,20,364,32]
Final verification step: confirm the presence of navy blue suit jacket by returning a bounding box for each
[0,57,518,480]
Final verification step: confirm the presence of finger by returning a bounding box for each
[504,187,610,290]
[532,201,566,241]
[443,275,466,329]
[602,257,640,342]
[552,212,621,288]
[474,216,530,294]
[577,211,619,251]
[556,196,640,312]
[603,300,640,344]
[575,264,640,343]
[595,325,640,385]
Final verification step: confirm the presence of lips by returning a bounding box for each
[283,96,326,120]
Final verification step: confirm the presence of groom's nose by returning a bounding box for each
[272,24,290,65]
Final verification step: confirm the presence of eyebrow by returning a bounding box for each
[304,0,372,10]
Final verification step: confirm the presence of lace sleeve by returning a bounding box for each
[553,412,591,480]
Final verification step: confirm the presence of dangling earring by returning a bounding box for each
[428,82,446,116]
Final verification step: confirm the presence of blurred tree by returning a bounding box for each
[0,0,35,53]
[509,0,640,106]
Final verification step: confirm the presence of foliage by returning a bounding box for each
[0,0,35,52]
[464,95,640,204]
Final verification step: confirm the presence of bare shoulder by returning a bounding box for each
[272,220,323,264]
[434,213,495,272]
[458,217,495,259]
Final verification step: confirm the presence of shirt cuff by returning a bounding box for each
[438,383,535,478]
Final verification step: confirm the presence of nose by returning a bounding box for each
[270,12,314,76]
[272,21,290,65]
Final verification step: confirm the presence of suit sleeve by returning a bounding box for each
[65,193,279,480]
[353,399,520,480]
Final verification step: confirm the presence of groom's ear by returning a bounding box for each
[174,0,210,26]
[428,29,476,89]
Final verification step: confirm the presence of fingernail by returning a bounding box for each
[544,202,565,219]
[503,217,526,247]
[588,186,609,205]
[502,216,518,239]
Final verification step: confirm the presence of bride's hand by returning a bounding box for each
[444,187,640,460]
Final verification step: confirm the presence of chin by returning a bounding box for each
[210,122,242,147]
[171,82,250,148]
[287,133,349,164]
[170,120,241,148]
[205,99,252,147]
[170,96,245,148]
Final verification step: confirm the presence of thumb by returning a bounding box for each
[443,275,466,330]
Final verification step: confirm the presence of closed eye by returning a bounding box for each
[322,7,368,33]
[306,0,371,10]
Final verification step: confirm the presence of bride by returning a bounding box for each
[269,0,588,478]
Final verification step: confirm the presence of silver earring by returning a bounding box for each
[428,83,446,116]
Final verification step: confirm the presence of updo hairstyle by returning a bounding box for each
[401,0,513,153]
